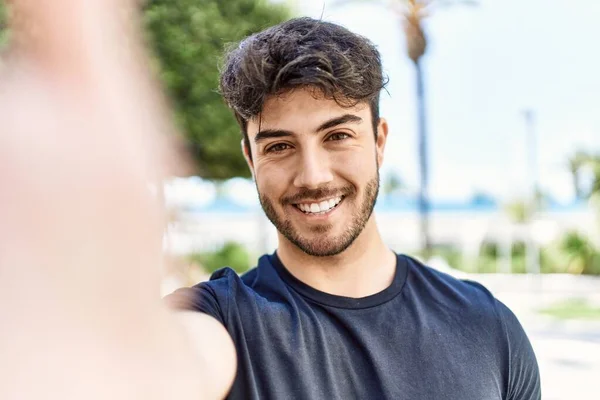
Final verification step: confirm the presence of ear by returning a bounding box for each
[375,118,389,167]
[241,139,255,178]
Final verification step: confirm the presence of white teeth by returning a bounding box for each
[330,197,342,208]
[296,196,343,214]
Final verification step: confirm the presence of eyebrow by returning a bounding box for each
[254,129,294,144]
[316,114,363,132]
[254,114,363,144]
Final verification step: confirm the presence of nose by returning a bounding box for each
[293,149,334,189]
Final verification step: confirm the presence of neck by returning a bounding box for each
[276,216,396,298]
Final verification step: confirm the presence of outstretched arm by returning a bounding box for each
[0,0,235,398]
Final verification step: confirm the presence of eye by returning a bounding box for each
[265,143,291,153]
[327,132,350,141]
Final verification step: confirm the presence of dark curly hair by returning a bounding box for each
[219,17,388,153]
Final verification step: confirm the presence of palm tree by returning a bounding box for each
[567,151,600,200]
[567,151,590,199]
[402,1,432,256]
[504,200,535,225]
[383,171,405,196]
[561,231,600,275]
[333,0,476,257]
[590,155,600,198]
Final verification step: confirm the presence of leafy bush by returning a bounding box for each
[511,241,526,258]
[433,245,463,269]
[414,245,463,270]
[561,231,600,275]
[0,2,10,51]
[480,241,499,259]
[539,298,600,320]
[415,232,600,275]
[188,242,252,275]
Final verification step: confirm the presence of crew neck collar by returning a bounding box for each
[267,251,408,309]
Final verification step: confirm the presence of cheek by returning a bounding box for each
[331,148,377,181]
[255,164,289,199]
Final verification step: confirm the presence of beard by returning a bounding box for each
[258,172,380,257]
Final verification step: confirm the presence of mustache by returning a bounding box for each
[282,186,355,204]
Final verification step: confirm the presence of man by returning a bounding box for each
[167,17,541,399]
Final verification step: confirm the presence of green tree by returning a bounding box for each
[504,200,534,224]
[561,231,600,275]
[0,1,290,179]
[586,156,600,198]
[189,241,252,274]
[382,171,405,196]
[567,151,600,199]
[143,0,290,180]
[568,151,589,199]
[0,1,8,51]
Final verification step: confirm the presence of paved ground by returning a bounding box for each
[465,273,600,400]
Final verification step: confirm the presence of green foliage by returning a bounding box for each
[539,298,600,321]
[0,1,9,51]
[567,151,600,199]
[432,246,462,269]
[0,0,289,178]
[444,239,579,274]
[474,254,495,273]
[478,241,572,274]
[479,241,498,259]
[539,243,572,274]
[189,241,252,275]
[143,0,290,180]
[382,172,405,196]
[511,241,526,258]
[504,200,536,224]
[414,244,463,270]
[417,235,600,275]
[561,231,600,275]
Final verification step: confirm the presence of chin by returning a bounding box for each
[287,231,356,257]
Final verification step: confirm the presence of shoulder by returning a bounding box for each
[492,299,540,399]
[163,254,282,320]
[402,255,540,398]
[163,267,235,324]
[403,256,527,333]
[403,254,498,313]
[401,255,519,340]
[165,267,241,309]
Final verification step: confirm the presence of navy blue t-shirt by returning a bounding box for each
[166,253,541,399]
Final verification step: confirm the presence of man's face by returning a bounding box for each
[244,89,388,257]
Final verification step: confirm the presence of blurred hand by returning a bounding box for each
[0,0,225,398]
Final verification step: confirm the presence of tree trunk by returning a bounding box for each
[415,59,431,257]
[571,167,581,199]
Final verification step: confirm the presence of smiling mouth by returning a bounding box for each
[293,196,344,215]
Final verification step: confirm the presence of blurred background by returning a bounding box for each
[2,0,599,398]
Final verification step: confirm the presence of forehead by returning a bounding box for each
[247,88,371,136]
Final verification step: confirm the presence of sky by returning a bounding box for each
[291,0,600,203]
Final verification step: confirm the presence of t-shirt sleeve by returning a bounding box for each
[164,282,225,325]
[496,300,541,400]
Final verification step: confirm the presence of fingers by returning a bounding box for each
[0,2,210,398]
[0,1,222,397]
[0,0,191,329]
